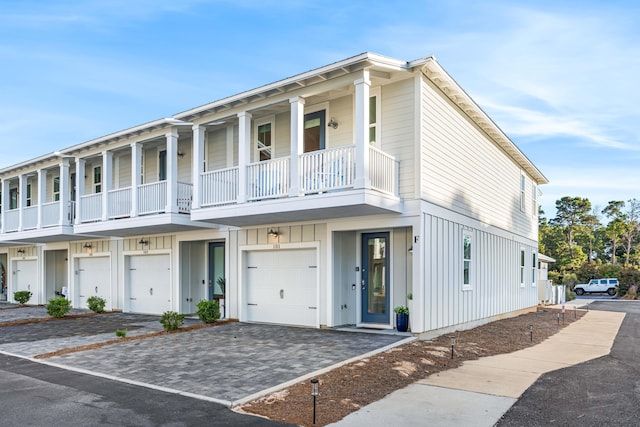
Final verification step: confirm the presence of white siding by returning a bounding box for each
[326,95,352,149]
[422,210,537,332]
[420,76,537,240]
[206,128,227,171]
[117,152,132,188]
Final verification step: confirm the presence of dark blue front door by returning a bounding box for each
[361,232,390,324]
[208,242,225,303]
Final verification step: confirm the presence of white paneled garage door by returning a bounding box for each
[246,248,318,327]
[77,257,111,310]
[128,254,171,315]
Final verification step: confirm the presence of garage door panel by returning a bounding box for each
[128,254,171,315]
[246,249,317,327]
[77,257,111,310]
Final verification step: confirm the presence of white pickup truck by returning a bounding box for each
[573,278,619,296]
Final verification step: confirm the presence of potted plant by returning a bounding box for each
[394,305,409,332]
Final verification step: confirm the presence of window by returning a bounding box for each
[304,110,326,152]
[520,174,526,211]
[159,150,167,181]
[94,166,102,193]
[9,188,18,210]
[463,233,472,290]
[257,123,272,161]
[26,184,31,207]
[369,88,381,145]
[531,253,537,286]
[53,177,60,201]
[532,184,538,216]
[520,248,526,286]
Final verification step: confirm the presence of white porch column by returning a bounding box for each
[192,124,205,209]
[18,174,27,231]
[37,169,46,228]
[0,179,8,233]
[166,129,179,213]
[289,96,305,197]
[59,159,70,225]
[354,71,371,189]
[237,112,252,204]
[75,158,85,224]
[131,142,141,217]
[101,151,113,221]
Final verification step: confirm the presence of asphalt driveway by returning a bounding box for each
[0,305,409,406]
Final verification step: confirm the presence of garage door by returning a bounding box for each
[77,257,111,310]
[246,248,318,327]
[128,254,171,315]
[14,259,38,302]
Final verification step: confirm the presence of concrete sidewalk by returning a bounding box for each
[331,309,625,427]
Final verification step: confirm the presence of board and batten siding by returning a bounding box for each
[422,212,537,332]
[420,76,537,241]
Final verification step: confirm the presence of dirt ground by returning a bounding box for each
[238,307,584,427]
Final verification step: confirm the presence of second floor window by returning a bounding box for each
[369,88,381,145]
[53,177,60,201]
[520,174,526,211]
[26,184,32,207]
[94,166,102,193]
[257,123,272,161]
[159,150,167,181]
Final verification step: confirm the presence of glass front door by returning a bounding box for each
[361,232,390,324]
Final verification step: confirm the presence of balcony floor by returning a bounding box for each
[191,189,403,227]
[73,213,219,237]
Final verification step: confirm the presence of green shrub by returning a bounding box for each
[87,296,107,313]
[115,329,127,338]
[195,299,220,324]
[46,298,72,318]
[160,311,185,331]
[14,291,32,304]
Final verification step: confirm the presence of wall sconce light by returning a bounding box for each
[139,239,149,246]
[327,117,338,129]
[82,243,92,250]
[177,151,185,158]
[268,229,280,237]
[408,246,413,254]
[17,249,26,255]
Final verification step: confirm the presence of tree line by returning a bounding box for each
[539,196,640,295]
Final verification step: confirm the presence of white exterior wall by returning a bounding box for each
[420,76,538,241]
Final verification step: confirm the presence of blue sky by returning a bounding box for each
[1,0,638,218]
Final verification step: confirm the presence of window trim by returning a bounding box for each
[369,87,381,146]
[93,166,102,194]
[520,173,526,212]
[254,115,275,162]
[531,252,537,287]
[462,231,472,291]
[53,177,60,201]
[26,183,32,207]
[532,183,538,217]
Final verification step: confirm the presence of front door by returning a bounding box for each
[208,242,225,314]
[361,232,390,324]
[304,110,326,153]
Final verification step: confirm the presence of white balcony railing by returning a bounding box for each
[247,157,290,200]
[201,167,239,207]
[4,210,19,232]
[369,146,399,195]
[42,202,60,227]
[22,206,38,230]
[138,181,167,215]
[177,182,193,213]
[108,187,132,219]
[80,193,102,223]
[300,145,355,194]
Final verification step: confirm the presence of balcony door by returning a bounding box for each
[304,110,325,153]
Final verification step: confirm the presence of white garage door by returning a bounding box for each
[77,257,111,310]
[14,259,38,302]
[128,254,171,315]
[246,248,318,327]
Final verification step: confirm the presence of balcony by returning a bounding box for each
[192,145,401,226]
[0,201,76,244]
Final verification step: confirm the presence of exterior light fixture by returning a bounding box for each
[139,239,149,246]
[327,117,338,129]
[310,378,319,424]
[16,249,26,255]
[268,229,280,237]
[177,151,185,158]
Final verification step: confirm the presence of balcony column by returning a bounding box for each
[0,179,7,233]
[165,129,179,214]
[75,158,85,224]
[37,169,46,228]
[101,151,113,221]
[354,71,371,189]
[289,96,305,197]
[18,174,27,231]
[59,159,70,226]
[237,112,252,204]
[192,124,205,209]
[130,142,141,217]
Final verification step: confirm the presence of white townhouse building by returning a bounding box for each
[0,53,547,336]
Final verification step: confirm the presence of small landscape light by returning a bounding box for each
[310,378,319,424]
[530,324,533,342]
[574,305,577,318]
[449,335,456,359]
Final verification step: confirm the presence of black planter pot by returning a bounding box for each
[396,313,409,332]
